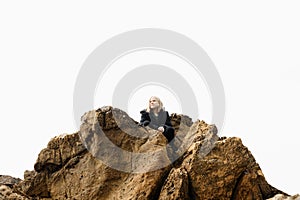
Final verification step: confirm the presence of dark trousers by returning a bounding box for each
[163,127,175,142]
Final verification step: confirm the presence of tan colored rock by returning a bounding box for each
[267,194,300,200]
[158,167,189,200]
[0,184,30,200]
[34,133,86,173]
[8,106,297,199]
[160,120,288,199]
[0,175,30,200]
[15,106,174,199]
[0,175,21,187]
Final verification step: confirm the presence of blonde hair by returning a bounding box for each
[146,96,164,112]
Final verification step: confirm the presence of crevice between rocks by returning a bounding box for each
[230,170,246,200]
[151,167,173,200]
[187,170,197,200]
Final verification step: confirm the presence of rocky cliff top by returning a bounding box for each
[1,106,299,200]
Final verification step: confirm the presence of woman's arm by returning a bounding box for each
[164,111,172,127]
[139,110,150,126]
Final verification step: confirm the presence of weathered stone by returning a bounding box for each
[157,119,287,200]
[158,167,190,200]
[0,175,21,187]
[267,194,300,200]
[0,184,29,200]
[2,106,297,199]
[34,133,86,173]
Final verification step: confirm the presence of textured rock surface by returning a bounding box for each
[0,175,21,187]
[267,194,300,200]
[159,120,285,200]
[2,106,298,199]
[0,175,29,200]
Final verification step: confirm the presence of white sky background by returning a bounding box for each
[0,0,299,195]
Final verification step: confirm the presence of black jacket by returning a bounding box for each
[139,109,173,130]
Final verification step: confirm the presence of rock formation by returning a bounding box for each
[1,106,299,200]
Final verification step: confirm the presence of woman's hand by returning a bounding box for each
[158,126,164,132]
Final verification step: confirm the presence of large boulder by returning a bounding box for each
[7,106,297,199]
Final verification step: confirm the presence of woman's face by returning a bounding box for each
[149,97,159,110]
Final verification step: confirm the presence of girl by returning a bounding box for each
[139,96,175,142]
